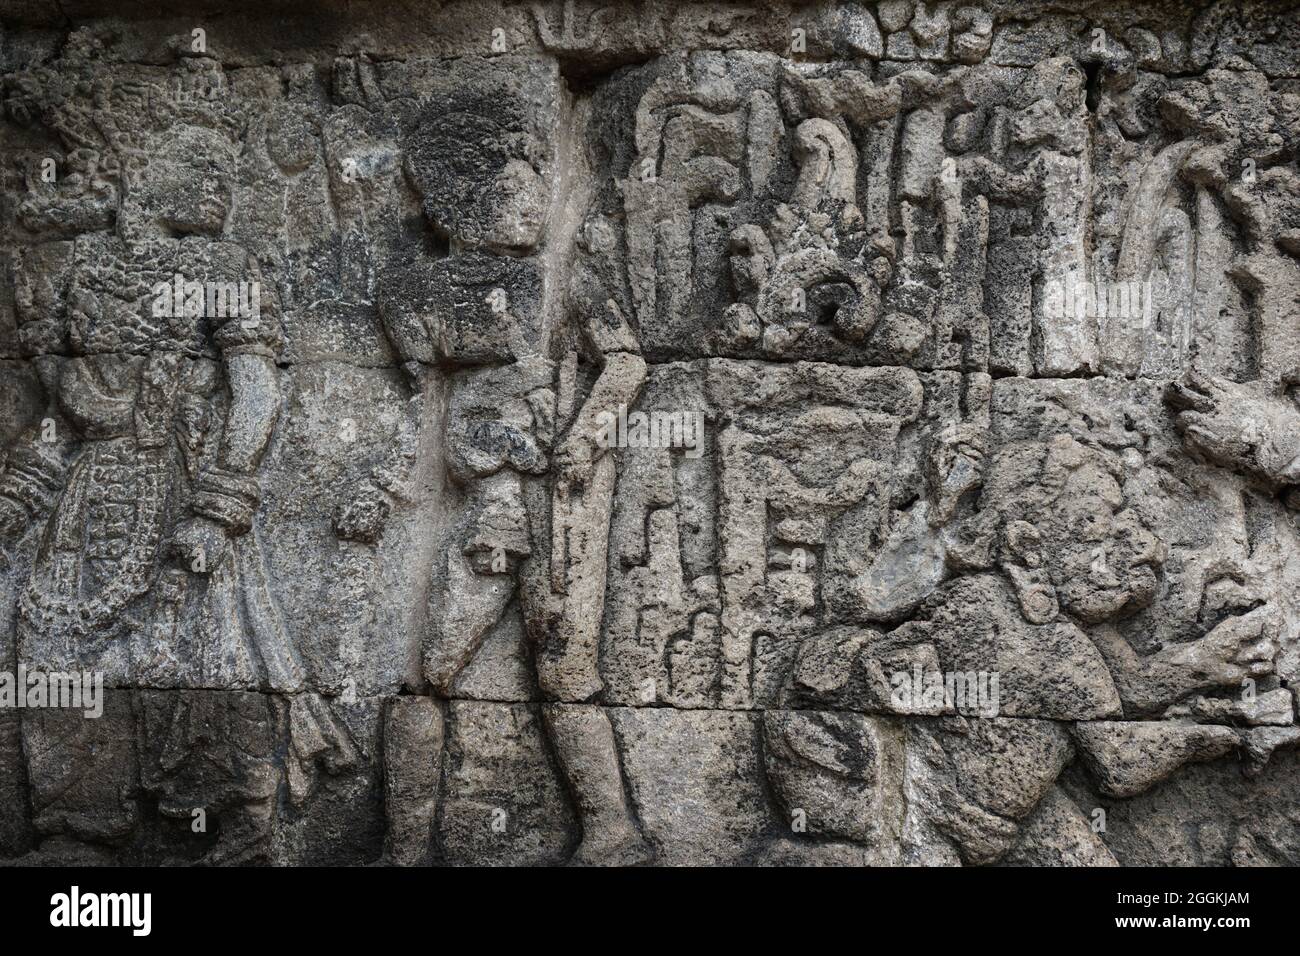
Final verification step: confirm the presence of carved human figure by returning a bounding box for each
[891,435,1279,719]
[379,79,651,865]
[773,432,1282,863]
[1,50,354,861]
[420,341,651,865]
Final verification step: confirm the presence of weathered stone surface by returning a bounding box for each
[437,700,575,866]
[1000,787,1118,867]
[382,696,443,866]
[23,690,138,845]
[1072,720,1241,799]
[1,0,1298,867]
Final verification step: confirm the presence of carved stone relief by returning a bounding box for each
[1,0,1298,866]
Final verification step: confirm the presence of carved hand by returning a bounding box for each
[1167,371,1300,484]
[553,428,596,488]
[333,482,391,545]
[170,515,231,574]
[1159,604,1278,689]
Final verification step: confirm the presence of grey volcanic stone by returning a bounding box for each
[0,0,1298,867]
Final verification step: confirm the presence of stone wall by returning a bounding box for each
[1,0,1298,865]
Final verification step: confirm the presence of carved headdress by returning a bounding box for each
[6,35,245,238]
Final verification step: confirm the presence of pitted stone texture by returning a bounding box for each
[2,1,1299,867]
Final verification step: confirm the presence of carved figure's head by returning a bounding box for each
[1011,57,1087,152]
[983,435,1165,624]
[120,124,235,237]
[404,98,548,252]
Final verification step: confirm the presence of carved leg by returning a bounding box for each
[383,697,445,866]
[542,703,651,866]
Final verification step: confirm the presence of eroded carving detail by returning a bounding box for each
[1,3,1298,867]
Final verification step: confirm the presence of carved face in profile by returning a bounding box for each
[1010,58,1087,152]
[1043,469,1163,624]
[403,103,547,252]
[993,437,1164,625]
